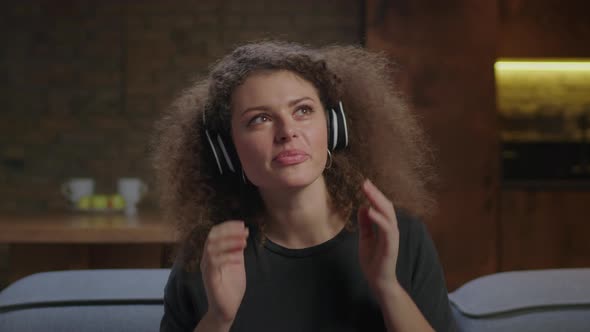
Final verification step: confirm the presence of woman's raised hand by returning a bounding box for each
[200,220,248,326]
[357,179,401,296]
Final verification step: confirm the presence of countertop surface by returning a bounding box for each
[0,213,177,244]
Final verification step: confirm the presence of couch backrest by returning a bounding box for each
[0,269,170,332]
[4,268,590,332]
[449,268,590,332]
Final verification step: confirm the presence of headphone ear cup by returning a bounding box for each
[327,108,336,151]
[204,129,224,174]
[328,101,349,151]
[336,101,349,149]
[204,129,240,175]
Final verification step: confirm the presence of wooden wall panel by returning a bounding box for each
[366,0,500,290]
[498,0,590,57]
[500,189,590,271]
[7,244,165,284]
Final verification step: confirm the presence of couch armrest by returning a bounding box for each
[449,268,590,332]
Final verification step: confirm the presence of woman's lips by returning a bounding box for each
[273,150,309,166]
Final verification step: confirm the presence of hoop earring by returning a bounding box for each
[326,150,333,169]
[241,168,248,184]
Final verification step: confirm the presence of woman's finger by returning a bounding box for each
[205,221,248,254]
[362,179,396,219]
[201,221,248,270]
[210,250,244,267]
[367,207,399,254]
[209,220,248,241]
[203,243,245,269]
[357,206,374,241]
[208,236,247,256]
[367,206,395,235]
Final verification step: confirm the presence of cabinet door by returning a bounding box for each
[501,189,590,271]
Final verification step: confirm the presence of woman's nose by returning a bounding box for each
[275,119,298,143]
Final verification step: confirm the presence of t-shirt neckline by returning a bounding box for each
[263,225,352,258]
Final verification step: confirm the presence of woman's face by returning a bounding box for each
[230,70,328,191]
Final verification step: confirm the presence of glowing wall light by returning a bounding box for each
[495,59,590,72]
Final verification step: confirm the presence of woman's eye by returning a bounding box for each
[248,114,270,126]
[294,105,313,117]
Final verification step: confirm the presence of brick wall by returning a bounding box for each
[0,0,363,213]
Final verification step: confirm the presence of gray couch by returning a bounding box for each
[449,268,590,331]
[1,268,589,331]
[0,269,167,332]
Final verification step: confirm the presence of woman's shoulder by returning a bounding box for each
[164,256,209,319]
[395,209,439,278]
[396,209,430,243]
[168,254,204,287]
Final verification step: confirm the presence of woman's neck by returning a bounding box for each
[258,176,345,249]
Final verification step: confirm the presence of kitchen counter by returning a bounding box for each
[0,212,178,284]
[0,213,177,244]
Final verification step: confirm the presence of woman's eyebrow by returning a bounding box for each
[239,97,315,116]
[240,105,271,116]
[288,96,314,107]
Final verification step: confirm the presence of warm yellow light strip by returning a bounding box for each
[495,60,590,71]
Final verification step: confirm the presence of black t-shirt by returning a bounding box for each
[161,214,454,331]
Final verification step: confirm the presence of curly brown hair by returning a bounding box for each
[151,41,437,268]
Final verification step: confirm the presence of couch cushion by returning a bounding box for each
[0,269,170,312]
[0,269,170,332]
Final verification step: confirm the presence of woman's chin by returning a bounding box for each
[254,172,324,192]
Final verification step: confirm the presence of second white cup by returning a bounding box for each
[117,177,148,216]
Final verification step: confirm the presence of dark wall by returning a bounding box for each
[497,0,590,273]
[366,0,500,290]
[366,0,590,290]
[0,0,362,212]
[0,0,362,288]
[498,0,590,57]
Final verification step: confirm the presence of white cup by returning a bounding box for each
[117,178,148,216]
[61,178,95,204]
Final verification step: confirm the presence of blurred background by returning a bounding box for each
[1,0,589,291]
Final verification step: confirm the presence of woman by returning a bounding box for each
[153,41,453,331]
